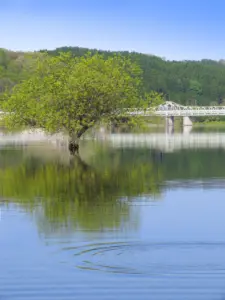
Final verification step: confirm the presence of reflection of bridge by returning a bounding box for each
[129,101,225,127]
[104,133,225,152]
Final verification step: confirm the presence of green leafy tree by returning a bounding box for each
[2,52,162,154]
[0,49,9,69]
[189,79,202,96]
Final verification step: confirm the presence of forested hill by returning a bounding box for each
[1,46,225,106]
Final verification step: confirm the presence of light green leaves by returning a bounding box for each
[3,52,162,140]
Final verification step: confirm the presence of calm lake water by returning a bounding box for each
[1,128,225,299]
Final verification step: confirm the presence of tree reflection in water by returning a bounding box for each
[0,145,162,235]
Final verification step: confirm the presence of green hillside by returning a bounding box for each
[1,46,225,107]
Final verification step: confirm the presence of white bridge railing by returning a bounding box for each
[127,101,225,117]
[154,108,225,117]
[128,109,225,117]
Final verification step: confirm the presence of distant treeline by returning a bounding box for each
[2,46,225,109]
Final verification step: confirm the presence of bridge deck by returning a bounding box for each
[128,101,225,117]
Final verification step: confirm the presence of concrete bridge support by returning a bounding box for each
[166,116,174,127]
[165,116,174,134]
[183,116,193,127]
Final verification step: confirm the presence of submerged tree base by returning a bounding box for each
[68,141,79,155]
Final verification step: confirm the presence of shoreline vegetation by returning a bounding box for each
[194,121,225,127]
[1,115,225,135]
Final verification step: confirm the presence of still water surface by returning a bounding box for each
[1,128,225,299]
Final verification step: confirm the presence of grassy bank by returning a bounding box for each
[194,121,225,127]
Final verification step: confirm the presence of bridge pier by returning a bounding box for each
[183,116,193,127]
[165,116,174,134]
[166,116,174,127]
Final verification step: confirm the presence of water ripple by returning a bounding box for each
[59,241,225,276]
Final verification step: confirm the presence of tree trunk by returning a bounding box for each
[68,126,89,155]
[68,132,80,156]
[68,139,79,155]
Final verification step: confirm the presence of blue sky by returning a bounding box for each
[1,0,225,61]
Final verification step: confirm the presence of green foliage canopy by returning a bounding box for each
[3,46,225,123]
[2,47,225,109]
[2,52,162,142]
